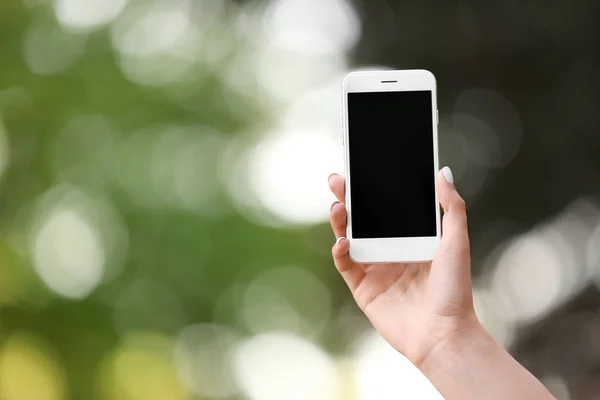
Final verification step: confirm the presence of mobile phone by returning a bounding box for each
[342,69,441,263]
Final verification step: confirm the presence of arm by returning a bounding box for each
[419,322,555,399]
[327,167,555,400]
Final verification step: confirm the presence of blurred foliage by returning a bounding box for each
[0,0,344,398]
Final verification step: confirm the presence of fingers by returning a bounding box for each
[332,237,365,291]
[330,201,365,291]
[330,201,347,238]
[436,166,470,260]
[328,173,345,203]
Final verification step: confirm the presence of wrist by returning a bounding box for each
[415,315,489,376]
[415,317,556,400]
[416,319,496,398]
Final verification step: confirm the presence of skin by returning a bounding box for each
[328,170,556,399]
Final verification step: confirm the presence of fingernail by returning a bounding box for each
[336,237,346,246]
[330,201,340,211]
[441,166,454,185]
[328,173,336,183]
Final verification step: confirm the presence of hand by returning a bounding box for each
[328,167,478,367]
[329,167,557,399]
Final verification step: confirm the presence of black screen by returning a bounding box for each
[348,91,436,239]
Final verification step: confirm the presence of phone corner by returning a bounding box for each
[342,71,359,88]
[418,69,437,85]
[348,246,365,264]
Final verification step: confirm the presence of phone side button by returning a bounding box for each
[437,110,439,125]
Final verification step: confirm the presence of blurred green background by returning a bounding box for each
[1,0,600,399]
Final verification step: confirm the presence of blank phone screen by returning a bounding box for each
[347,90,437,239]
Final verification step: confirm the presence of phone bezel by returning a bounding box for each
[342,69,441,263]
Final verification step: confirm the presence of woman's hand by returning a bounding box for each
[328,167,476,366]
[329,167,556,399]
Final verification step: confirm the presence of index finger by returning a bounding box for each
[328,173,345,203]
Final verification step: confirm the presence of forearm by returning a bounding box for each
[419,322,556,400]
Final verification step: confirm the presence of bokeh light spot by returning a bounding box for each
[110,0,231,87]
[111,1,190,57]
[264,0,361,54]
[438,116,490,200]
[257,0,358,102]
[241,266,331,336]
[453,88,523,168]
[174,324,241,399]
[453,114,502,168]
[490,199,597,325]
[353,331,443,399]
[248,129,342,225]
[233,332,340,400]
[492,234,566,324]
[282,77,347,141]
[472,288,516,347]
[30,187,107,299]
[99,332,187,400]
[0,333,67,400]
[257,41,346,103]
[54,0,129,31]
[24,18,87,76]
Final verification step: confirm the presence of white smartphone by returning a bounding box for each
[342,69,441,263]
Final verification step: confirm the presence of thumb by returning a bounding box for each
[429,168,474,316]
[437,166,470,261]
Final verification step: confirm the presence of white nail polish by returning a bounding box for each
[442,166,454,185]
[336,237,345,246]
